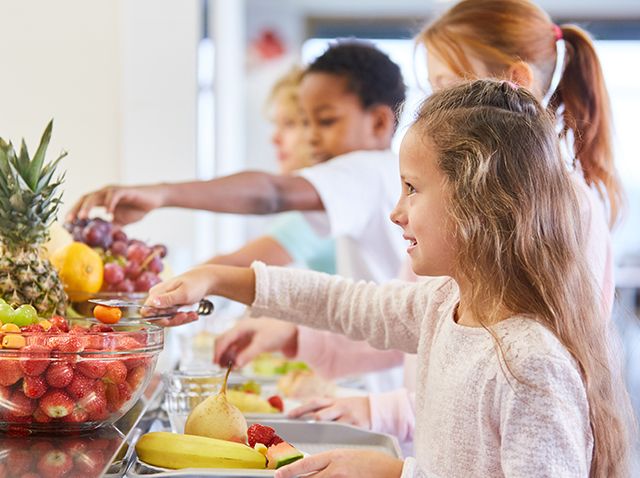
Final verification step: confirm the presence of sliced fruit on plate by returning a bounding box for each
[247,423,281,448]
[266,441,304,470]
[267,395,284,412]
[135,432,266,470]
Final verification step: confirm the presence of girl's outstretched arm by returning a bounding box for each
[147,264,256,309]
[148,262,452,355]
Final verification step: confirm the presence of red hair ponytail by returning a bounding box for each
[551,25,623,226]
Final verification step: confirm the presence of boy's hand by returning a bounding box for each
[286,396,372,429]
[67,184,167,225]
[214,319,298,368]
[274,450,403,478]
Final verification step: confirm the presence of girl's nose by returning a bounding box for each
[390,199,407,227]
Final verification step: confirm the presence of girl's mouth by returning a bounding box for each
[404,236,417,253]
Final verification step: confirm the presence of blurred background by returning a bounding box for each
[1,0,639,403]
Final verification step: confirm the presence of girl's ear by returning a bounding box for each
[370,105,396,142]
[507,61,535,90]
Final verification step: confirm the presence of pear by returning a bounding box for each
[184,364,248,444]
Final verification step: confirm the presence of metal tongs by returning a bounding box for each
[88,298,214,320]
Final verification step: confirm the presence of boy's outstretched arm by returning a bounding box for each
[68,172,323,225]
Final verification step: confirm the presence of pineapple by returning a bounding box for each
[0,121,67,316]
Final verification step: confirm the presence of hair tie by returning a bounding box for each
[553,24,563,41]
[502,80,519,90]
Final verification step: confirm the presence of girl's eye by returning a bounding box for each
[318,118,337,127]
[405,182,416,195]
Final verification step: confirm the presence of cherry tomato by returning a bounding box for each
[93,305,122,324]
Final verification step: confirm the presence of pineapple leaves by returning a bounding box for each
[18,139,31,180]
[28,119,53,190]
[0,121,65,247]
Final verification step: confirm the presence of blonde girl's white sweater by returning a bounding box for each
[250,262,593,478]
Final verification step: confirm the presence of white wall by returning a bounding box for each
[0,0,121,215]
[0,0,201,274]
[118,0,200,273]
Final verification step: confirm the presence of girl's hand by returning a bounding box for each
[287,396,372,429]
[146,267,214,309]
[214,319,298,368]
[275,450,403,478]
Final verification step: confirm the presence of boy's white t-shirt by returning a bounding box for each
[296,149,405,284]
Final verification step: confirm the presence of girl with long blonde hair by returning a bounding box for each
[147,79,632,477]
[265,0,622,446]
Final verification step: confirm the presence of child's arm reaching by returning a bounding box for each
[147,262,443,355]
[67,173,323,225]
[146,264,257,309]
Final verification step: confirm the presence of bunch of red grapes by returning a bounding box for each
[64,218,167,293]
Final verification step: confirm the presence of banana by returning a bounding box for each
[136,432,267,470]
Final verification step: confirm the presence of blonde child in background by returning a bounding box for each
[280,0,624,445]
[147,79,632,477]
[204,66,336,274]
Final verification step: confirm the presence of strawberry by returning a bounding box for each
[32,407,53,423]
[76,356,107,379]
[46,325,63,334]
[40,390,74,418]
[80,387,108,418]
[45,362,74,388]
[9,390,36,417]
[0,385,10,417]
[247,423,276,448]
[66,373,95,399]
[23,375,47,399]
[20,323,44,334]
[126,365,147,390]
[68,325,88,335]
[270,434,284,446]
[105,381,131,412]
[87,403,109,421]
[0,360,23,386]
[19,344,51,376]
[116,336,142,350]
[4,413,31,424]
[36,449,73,478]
[103,361,127,384]
[53,335,85,364]
[89,324,114,333]
[49,315,69,333]
[62,407,89,423]
[267,395,284,412]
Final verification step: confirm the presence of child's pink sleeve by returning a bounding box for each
[295,327,404,380]
[369,388,415,443]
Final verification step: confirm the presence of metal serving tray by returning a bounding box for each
[127,419,403,477]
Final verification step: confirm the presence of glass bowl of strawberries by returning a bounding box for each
[0,315,163,433]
